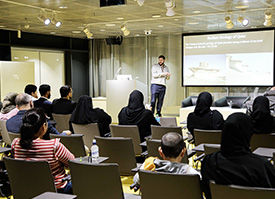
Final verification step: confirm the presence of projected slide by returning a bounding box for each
[183,30,274,86]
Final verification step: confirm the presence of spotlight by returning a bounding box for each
[263,10,272,27]
[121,24,130,36]
[83,27,93,38]
[165,0,175,16]
[238,16,249,26]
[17,30,21,39]
[225,16,234,29]
[136,0,145,6]
[24,18,30,29]
[51,12,62,28]
[38,9,51,26]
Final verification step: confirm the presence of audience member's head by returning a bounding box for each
[19,108,47,149]
[221,113,253,156]
[15,93,33,110]
[70,95,93,124]
[159,132,186,162]
[24,84,38,98]
[194,92,212,116]
[39,84,51,99]
[127,90,145,110]
[1,92,18,114]
[60,85,72,99]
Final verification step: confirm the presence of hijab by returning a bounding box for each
[220,113,253,156]
[194,92,212,116]
[251,96,274,133]
[1,92,18,114]
[70,95,98,124]
[119,90,147,124]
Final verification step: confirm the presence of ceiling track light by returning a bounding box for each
[51,12,62,28]
[225,13,234,29]
[37,9,51,26]
[83,27,93,38]
[121,24,130,36]
[263,10,272,27]
[24,18,30,29]
[237,10,249,27]
[165,0,176,16]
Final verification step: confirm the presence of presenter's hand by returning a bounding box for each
[63,130,72,136]
[166,72,171,77]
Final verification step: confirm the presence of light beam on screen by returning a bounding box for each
[182,30,274,86]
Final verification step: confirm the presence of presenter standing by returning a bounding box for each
[150,55,171,117]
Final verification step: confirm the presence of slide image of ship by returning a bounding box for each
[189,62,220,78]
[226,55,248,73]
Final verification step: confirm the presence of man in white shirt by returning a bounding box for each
[151,55,171,116]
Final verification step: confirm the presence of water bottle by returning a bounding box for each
[91,139,99,163]
[155,114,160,123]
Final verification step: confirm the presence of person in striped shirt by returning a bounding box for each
[11,108,75,194]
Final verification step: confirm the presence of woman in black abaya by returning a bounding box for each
[70,95,112,137]
[201,113,275,199]
[251,96,275,134]
[187,92,224,139]
[118,90,160,142]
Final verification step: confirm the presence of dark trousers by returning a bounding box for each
[151,84,166,116]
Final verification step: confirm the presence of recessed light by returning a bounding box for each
[152,14,161,18]
[158,25,164,27]
[24,56,29,59]
[235,5,249,9]
[193,10,201,14]
[77,26,84,29]
[14,57,19,60]
[72,30,81,34]
[251,26,257,28]
[50,31,56,34]
[174,19,179,21]
[100,29,105,31]
[188,22,199,25]
[105,24,116,27]
[117,17,124,20]
[135,34,140,36]
[0,25,6,28]
[58,6,67,9]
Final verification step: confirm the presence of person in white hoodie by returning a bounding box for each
[131,132,200,191]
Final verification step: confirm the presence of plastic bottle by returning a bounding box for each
[91,139,99,163]
[155,114,160,123]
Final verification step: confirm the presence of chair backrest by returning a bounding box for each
[95,136,136,175]
[159,117,177,127]
[52,113,71,132]
[204,144,220,155]
[0,120,11,145]
[181,96,198,108]
[193,129,222,146]
[69,161,124,199]
[147,139,188,164]
[139,170,202,199]
[151,125,182,140]
[50,134,86,157]
[110,124,142,155]
[72,123,100,149]
[209,181,275,199]
[250,133,275,151]
[273,152,275,168]
[8,132,20,143]
[4,157,56,199]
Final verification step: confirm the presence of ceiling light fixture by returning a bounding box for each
[37,9,51,26]
[237,10,249,27]
[121,24,130,36]
[165,0,176,17]
[83,27,93,38]
[135,0,145,6]
[263,10,272,27]
[24,18,30,29]
[225,13,234,29]
[51,12,62,28]
[17,29,21,39]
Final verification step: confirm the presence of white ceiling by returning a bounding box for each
[0,0,274,39]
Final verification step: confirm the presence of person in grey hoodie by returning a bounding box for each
[132,132,200,190]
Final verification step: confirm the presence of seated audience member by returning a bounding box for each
[7,93,71,139]
[251,96,275,134]
[0,92,19,120]
[24,84,38,101]
[187,91,224,139]
[201,113,275,199]
[70,95,111,136]
[118,90,160,142]
[52,85,77,114]
[132,132,200,190]
[12,108,75,194]
[34,84,53,119]
[263,86,275,110]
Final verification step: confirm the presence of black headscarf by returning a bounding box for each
[70,95,97,124]
[194,92,212,116]
[220,113,253,156]
[119,90,146,124]
[251,96,274,134]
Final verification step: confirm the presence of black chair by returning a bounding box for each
[181,96,198,108]
[214,96,250,108]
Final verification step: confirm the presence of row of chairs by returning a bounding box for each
[5,156,275,199]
